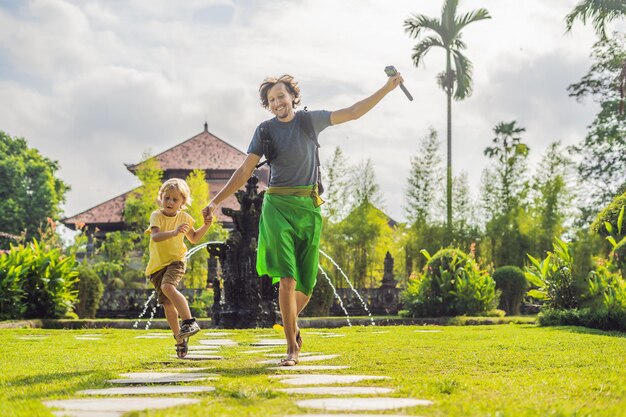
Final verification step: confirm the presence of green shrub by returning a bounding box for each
[401,248,498,317]
[525,238,578,310]
[493,266,528,315]
[76,264,104,319]
[0,249,27,319]
[538,308,626,332]
[302,271,335,317]
[0,240,78,319]
[189,289,214,318]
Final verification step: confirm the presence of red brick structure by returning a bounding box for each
[62,123,267,237]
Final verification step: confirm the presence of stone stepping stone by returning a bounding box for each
[198,339,237,346]
[169,354,224,361]
[136,334,171,339]
[296,397,433,411]
[265,352,319,358]
[242,349,275,354]
[16,335,49,340]
[108,372,216,384]
[320,334,345,338]
[188,345,219,351]
[78,386,216,395]
[45,397,199,417]
[414,329,442,333]
[259,354,339,365]
[271,374,390,386]
[251,339,287,346]
[268,365,350,371]
[287,414,416,417]
[201,332,232,337]
[279,387,394,395]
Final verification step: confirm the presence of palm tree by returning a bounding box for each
[565,0,626,40]
[565,0,626,113]
[404,0,490,240]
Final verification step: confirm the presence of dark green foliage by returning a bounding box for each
[76,264,104,319]
[0,249,27,319]
[0,240,78,319]
[493,266,528,315]
[402,248,498,317]
[526,239,580,311]
[591,190,626,238]
[538,308,626,332]
[0,132,69,249]
[189,290,213,318]
[302,271,335,317]
[569,34,626,217]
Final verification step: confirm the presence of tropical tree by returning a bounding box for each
[569,33,626,222]
[527,142,574,256]
[350,158,383,210]
[322,146,352,223]
[565,0,626,40]
[404,128,443,224]
[0,131,69,249]
[481,121,530,267]
[404,0,490,239]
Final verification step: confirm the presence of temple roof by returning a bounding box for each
[61,182,247,231]
[62,124,268,232]
[125,124,247,173]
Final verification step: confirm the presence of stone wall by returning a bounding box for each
[330,287,403,316]
[97,287,403,318]
[97,288,206,319]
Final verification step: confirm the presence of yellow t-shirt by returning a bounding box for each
[145,209,195,276]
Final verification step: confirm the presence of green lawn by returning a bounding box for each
[1,324,625,417]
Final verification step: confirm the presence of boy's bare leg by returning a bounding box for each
[161,283,192,321]
[162,298,180,336]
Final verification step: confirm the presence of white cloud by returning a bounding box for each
[0,0,607,224]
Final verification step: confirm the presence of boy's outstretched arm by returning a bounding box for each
[186,214,213,244]
[330,73,403,126]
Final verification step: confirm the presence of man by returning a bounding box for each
[203,71,404,365]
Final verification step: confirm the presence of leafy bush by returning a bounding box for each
[401,248,499,317]
[302,271,335,317]
[0,249,27,319]
[0,240,78,319]
[493,266,528,315]
[76,263,104,319]
[190,289,214,318]
[538,308,626,332]
[525,238,579,310]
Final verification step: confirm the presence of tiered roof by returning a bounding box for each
[62,124,266,233]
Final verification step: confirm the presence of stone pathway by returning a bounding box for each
[43,328,438,416]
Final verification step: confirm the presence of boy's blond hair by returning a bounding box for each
[158,178,192,209]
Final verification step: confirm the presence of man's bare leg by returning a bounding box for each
[279,277,301,363]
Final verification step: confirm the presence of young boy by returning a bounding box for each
[145,178,213,358]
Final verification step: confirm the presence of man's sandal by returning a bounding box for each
[175,337,188,359]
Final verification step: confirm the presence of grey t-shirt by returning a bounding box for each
[247,110,332,187]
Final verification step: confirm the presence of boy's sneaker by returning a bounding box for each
[177,321,200,340]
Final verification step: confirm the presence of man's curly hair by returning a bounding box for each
[259,74,301,110]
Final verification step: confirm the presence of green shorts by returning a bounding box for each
[257,191,322,296]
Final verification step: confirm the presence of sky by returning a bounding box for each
[0,0,618,228]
